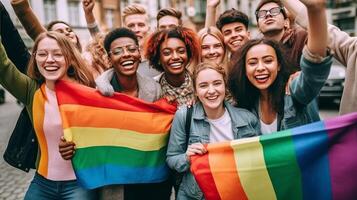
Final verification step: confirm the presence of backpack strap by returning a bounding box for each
[184,106,193,149]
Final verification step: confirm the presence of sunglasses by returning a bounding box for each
[256,7,283,19]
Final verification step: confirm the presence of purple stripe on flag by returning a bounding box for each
[325,113,357,200]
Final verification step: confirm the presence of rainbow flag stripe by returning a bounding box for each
[55,81,177,189]
[191,112,357,200]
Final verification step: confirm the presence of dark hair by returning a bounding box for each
[103,27,139,53]
[255,0,287,22]
[228,39,292,114]
[144,26,200,72]
[157,8,182,25]
[46,20,82,52]
[216,9,249,31]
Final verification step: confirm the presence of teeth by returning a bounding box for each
[122,61,134,66]
[207,96,218,100]
[256,74,269,79]
[170,63,181,67]
[231,40,241,46]
[45,66,59,71]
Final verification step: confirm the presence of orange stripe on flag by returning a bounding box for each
[33,85,48,177]
[59,104,173,133]
[208,142,248,200]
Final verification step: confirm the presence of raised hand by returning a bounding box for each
[82,0,95,14]
[299,0,326,10]
[207,0,220,8]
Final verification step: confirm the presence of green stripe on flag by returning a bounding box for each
[260,130,302,200]
[73,146,167,170]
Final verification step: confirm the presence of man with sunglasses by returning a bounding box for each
[255,0,307,71]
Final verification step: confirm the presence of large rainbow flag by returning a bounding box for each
[55,81,177,189]
[191,112,357,200]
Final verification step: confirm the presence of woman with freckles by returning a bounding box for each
[166,62,260,199]
[228,0,331,134]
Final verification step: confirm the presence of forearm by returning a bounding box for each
[205,6,217,28]
[11,0,46,40]
[0,2,30,73]
[306,2,327,57]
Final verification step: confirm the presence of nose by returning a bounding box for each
[46,53,55,62]
[208,47,215,55]
[172,51,179,59]
[207,84,215,94]
[132,25,140,33]
[256,61,265,71]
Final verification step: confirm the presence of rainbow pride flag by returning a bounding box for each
[191,112,357,200]
[55,81,177,189]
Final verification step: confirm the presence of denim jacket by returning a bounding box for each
[252,48,333,131]
[167,101,260,199]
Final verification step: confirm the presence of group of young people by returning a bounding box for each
[0,0,356,199]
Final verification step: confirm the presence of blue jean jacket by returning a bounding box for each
[166,101,260,199]
[253,53,333,131]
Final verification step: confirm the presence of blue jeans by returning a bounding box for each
[24,173,98,200]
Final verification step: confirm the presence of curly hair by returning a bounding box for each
[85,33,110,76]
[144,27,201,72]
[103,27,139,53]
[216,9,249,31]
[27,31,95,87]
[228,39,292,114]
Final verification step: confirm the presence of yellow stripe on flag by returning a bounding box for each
[231,137,277,200]
[64,127,168,151]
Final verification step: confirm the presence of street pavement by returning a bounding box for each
[0,91,33,200]
[0,90,339,200]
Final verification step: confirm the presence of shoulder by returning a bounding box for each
[226,103,258,122]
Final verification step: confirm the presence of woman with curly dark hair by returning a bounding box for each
[228,0,331,134]
[144,27,201,106]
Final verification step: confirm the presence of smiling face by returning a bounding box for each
[245,43,280,93]
[201,34,225,64]
[109,37,141,77]
[257,2,287,34]
[221,22,250,53]
[160,38,188,76]
[50,22,78,45]
[35,37,68,83]
[195,68,225,113]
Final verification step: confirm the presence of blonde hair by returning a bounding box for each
[197,26,229,73]
[123,4,148,22]
[27,31,95,87]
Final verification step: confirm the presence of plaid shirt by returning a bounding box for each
[160,71,195,106]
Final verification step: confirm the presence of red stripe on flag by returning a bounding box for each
[55,80,177,114]
[191,151,221,200]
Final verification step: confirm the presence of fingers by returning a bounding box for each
[186,143,207,157]
[59,137,76,160]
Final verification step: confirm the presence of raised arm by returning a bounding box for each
[302,0,327,57]
[0,2,30,73]
[0,40,36,105]
[11,0,46,40]
[282,0,308,28]
[82,0,101,37]
[205,0,220,28]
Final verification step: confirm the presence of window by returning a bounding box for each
[44,0,57,24]
[105,9,114,29]
[68,0,80,26]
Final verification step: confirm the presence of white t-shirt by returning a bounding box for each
[260,117,278,134]
[208,109,234,143]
